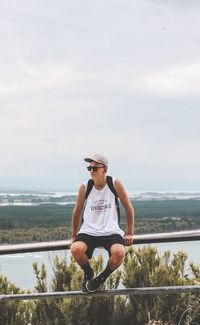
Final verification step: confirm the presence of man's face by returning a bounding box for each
[87,161,106,179]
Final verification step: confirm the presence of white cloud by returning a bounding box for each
[0,61,71,95]
[0,0,200,190]
[144,63,200,98]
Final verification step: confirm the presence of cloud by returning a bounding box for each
[144,63,200,98]
[0,61,71,96]
[0,0,200,190]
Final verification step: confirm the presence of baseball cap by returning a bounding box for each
[84,153,108,167]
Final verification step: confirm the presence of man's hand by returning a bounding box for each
[124,234,134,246]
[68,236,76,247]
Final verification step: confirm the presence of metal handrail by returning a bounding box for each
[0,285,200,302]
[0,229,200,255]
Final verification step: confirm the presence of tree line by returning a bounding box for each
[0,199,200,244]
[0,200,200,229]
[0,218,198,245]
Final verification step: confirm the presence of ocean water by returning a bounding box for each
[0,241,199,291]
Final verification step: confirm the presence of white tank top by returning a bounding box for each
[78,179,124,237]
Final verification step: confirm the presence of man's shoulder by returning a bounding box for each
[108,176,119,186]
[82,179,90,186]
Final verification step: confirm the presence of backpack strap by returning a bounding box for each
[106,176,121,223]
[85,179,94,201]
[106,176,117,198]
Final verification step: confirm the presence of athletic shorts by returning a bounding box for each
[73,233,125,259]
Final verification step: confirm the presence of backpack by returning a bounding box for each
[85,175,120,222]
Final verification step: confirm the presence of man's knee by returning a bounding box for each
[110,244,125,261]
[70,242,87,257]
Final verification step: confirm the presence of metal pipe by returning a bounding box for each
[0,285,200,302]
[0,229,200,255]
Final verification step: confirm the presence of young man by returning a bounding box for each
[70,154,134,293]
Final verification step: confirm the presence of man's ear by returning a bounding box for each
[104,166,108,173]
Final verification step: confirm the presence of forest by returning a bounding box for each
[0,199,200,244]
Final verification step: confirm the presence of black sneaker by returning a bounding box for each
[82,271,94,293]
[86,275,105,293]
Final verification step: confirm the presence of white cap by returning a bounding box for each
[84,153,108,167]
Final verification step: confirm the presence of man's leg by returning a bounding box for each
[71,241,94,292]
[108,243,126,270]
[86,244,125,292]
[70,241,89,265]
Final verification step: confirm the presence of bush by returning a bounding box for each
[0,247,199,324]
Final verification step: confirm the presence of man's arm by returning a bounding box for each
[70,184,86,241]
[114,179,134,246]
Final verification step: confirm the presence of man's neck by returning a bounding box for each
[94,175,107,190]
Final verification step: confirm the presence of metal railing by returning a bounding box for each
[0,229,200,255]
[0,229,200,301]
[1,285,200,302]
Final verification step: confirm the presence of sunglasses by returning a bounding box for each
[87,166,105,172]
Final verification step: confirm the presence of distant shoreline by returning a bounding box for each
[0,193,200,207]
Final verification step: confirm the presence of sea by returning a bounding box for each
[0,190,199,291]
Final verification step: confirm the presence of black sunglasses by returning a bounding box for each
[87,166,104,172]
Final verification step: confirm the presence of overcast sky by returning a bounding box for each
[0,0,200,191]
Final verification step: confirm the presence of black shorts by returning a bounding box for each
[73,233,125,259]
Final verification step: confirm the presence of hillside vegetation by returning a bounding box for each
[1,246,200,325]
[0,200,199,244]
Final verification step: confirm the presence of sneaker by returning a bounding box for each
[82,271,94,293]
[86,275,105,293]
